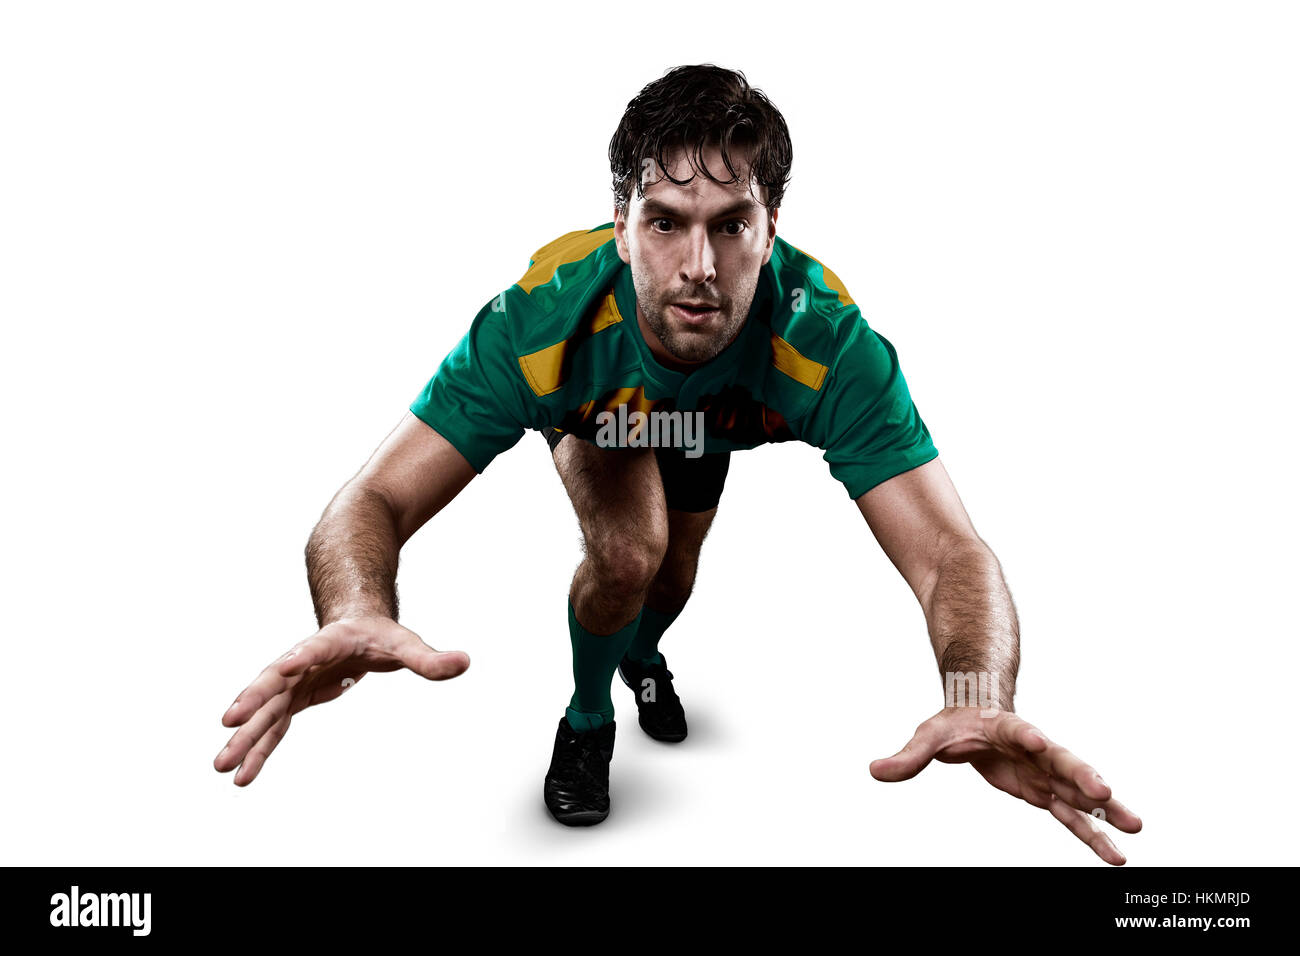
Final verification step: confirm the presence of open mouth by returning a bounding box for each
[671,302,720,323]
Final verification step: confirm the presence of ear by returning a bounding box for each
[762,206,779,265]
[613,205,631,264]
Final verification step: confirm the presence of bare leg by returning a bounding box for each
[553,437,668,636]
[543,437,676,824]
[646,507,719,615]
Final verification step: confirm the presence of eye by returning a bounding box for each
[650,218,674,232]
[720,219,747,235]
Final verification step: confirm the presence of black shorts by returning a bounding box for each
[542,428,730,513]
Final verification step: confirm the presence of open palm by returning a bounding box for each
[213,616,469,786]
[871,708,1142,865]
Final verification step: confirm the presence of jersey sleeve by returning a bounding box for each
[408,295,538,473]
[799,311,939,498]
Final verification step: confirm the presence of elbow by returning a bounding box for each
[310,479,405,545]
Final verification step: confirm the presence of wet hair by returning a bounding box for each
[609,64,793,215]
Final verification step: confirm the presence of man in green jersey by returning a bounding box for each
[214,64,1142,863]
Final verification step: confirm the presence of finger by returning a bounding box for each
[226,630,356,722]
[988,717,1142,833]
[366,625,470,680]
[277,629,357,678]
[215,690,292,775]
[1041,776,1143,835]
[222,663,299,728]
[1047,794,1126,865]
[1032,743,1111,802]
[990,714,1050,757]
[232,712,293,787]
[992,717,1112,803]
[392,641,470,681]
[870,717,952,782]
[1096,797,1143,834]
[1021,782,1055,810]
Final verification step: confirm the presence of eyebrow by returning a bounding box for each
[640,197,763,221]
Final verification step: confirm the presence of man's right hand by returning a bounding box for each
[213,616,469,786]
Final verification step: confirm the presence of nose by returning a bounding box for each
[679,225,717,286]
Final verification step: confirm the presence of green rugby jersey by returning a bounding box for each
[409,223,939,499]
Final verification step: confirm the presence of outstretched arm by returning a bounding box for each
[855,457,1019,708]
[306,410,477,625]
[855,457,1142,864]
[214,412,478,786]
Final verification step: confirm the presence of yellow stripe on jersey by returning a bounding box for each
[517,341,566,396]
[517,226,616,294]
[517,291,625,396]
[787,244,855,308]
[771,334,829,390]
[599,386,657,416]
[591,290,624,333]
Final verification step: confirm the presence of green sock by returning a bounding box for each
[566,599,644,731]
[624,604,682,667]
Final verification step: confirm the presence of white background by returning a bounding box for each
[2,1,1296,866]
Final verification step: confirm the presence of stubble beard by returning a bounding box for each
[634,266,760,364]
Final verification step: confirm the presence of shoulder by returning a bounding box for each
[497,223,623,354]
[467,223,625,399]
[523,223,618,278]
[762,235,880,395]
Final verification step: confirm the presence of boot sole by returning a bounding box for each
[642,725,687,743]
[547,805,610,826]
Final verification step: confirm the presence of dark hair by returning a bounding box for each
[609,64,793,215]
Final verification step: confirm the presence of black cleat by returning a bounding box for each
[543,716,616,826]
[618,653,688,742]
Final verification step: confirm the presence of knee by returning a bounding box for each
[648,561,696,612]
[586,523,669,596]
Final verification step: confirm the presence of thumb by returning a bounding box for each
[394,633,471,681]
[870,719,949,782]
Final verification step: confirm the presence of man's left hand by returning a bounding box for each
[870,708,1143,865]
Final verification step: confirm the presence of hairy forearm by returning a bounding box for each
[305,483,402,627]
[923,539,1020,711]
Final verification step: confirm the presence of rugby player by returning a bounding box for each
[214,64,1142,864]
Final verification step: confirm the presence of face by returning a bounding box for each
[614,144,778,367]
